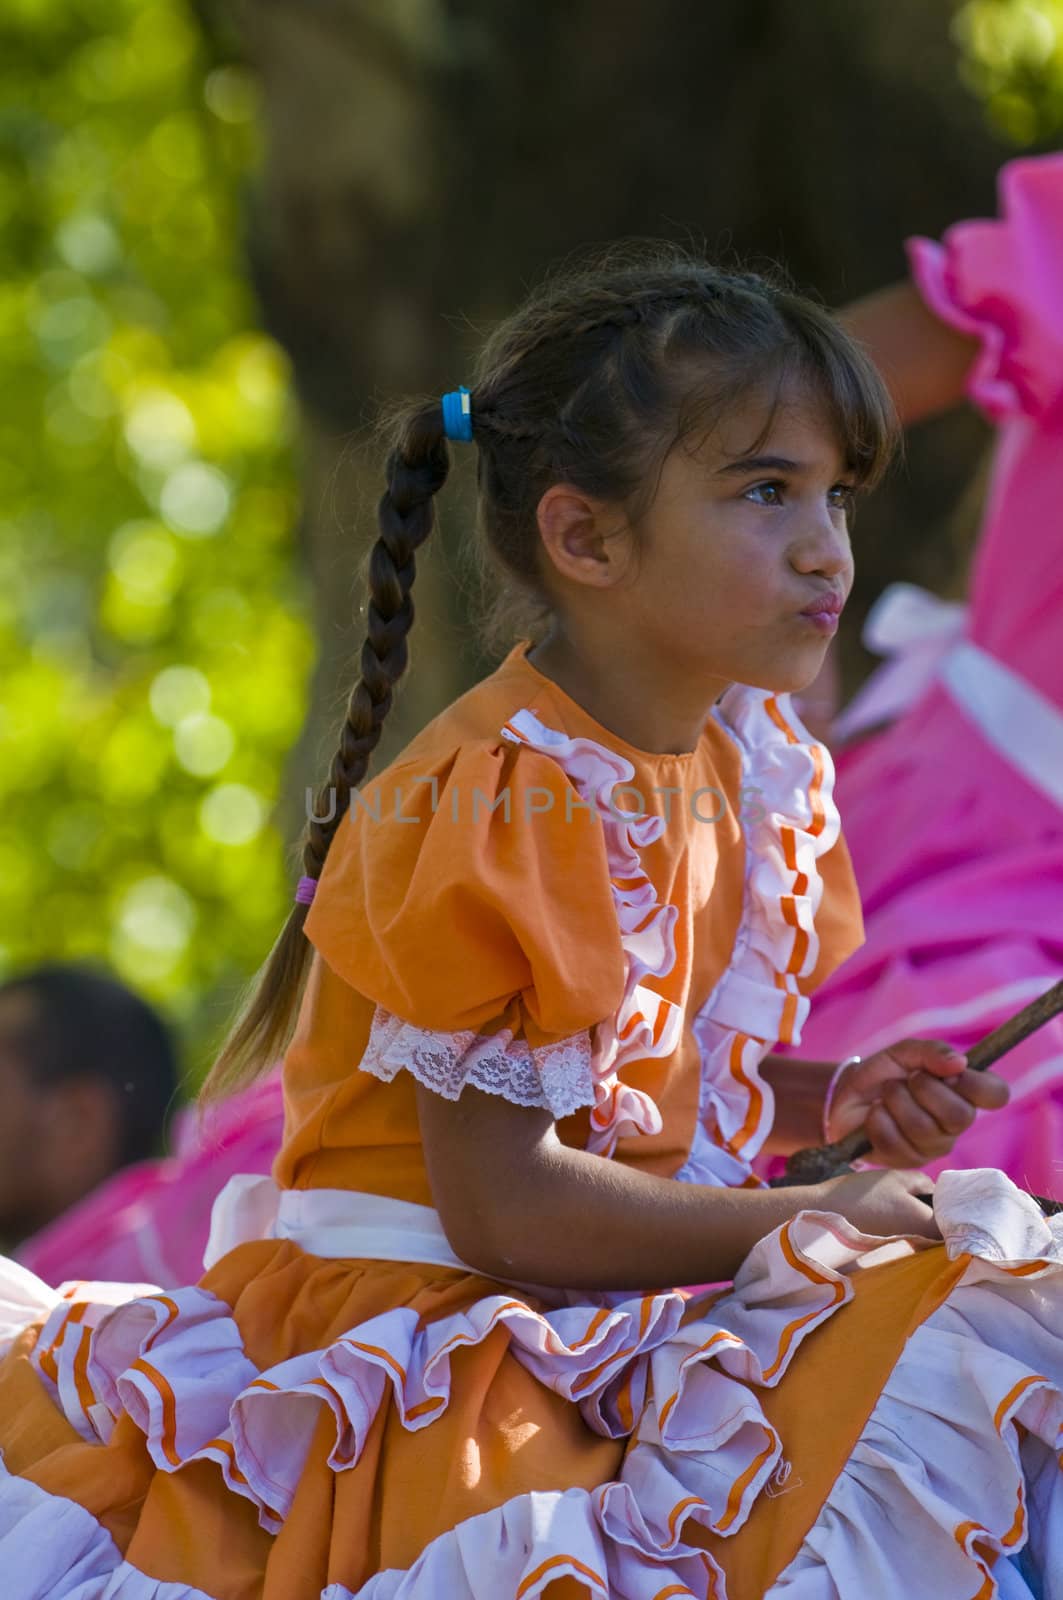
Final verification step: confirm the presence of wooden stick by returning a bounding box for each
[774,979,1063,1209]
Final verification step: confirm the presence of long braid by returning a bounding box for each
[203,403,449,1097]
[304,425,449,873]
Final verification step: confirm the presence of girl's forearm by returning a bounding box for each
[759,1053,837,1154]
[431,1119,822,1290]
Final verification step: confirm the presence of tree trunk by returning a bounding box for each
[211,0,1010,837]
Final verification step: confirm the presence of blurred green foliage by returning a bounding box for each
[0,0,310,1080]
[954,0,1063,143]
[2,0,1061,1094]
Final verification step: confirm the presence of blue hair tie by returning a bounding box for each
[441,385,473,442]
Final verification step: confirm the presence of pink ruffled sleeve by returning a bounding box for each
[906,152,1063,422]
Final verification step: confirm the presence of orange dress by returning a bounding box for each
[1,640,1062,1600]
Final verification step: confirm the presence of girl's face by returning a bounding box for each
[617,378,856,698]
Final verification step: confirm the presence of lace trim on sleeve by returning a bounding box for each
[358,1005,597,1119]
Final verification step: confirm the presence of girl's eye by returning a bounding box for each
[743,481,785,506]
[829,483,858,512]
[743,481,858,511]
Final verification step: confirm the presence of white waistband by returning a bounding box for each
[830,582,1063,811]
[203,1174,471,1274]
[940,640,1063,811]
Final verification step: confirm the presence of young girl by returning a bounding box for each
[1,248,1060,1600]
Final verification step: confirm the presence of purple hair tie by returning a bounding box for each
[295,875,318,907]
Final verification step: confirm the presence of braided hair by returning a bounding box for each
[204,242,898,1095]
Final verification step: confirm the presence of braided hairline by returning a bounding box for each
[473,275,763,444]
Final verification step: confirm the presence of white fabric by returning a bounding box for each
[0,1257,61,1358]
[203,1174,470,1273]
[941,638,1063,810]
[832,581,968,742]
[831,580,1063,812]
[358,1008,597,1119]
[329,1487,720,1599]
[89,1287,255,1465]
[29,1279,160,1445]
[4,1171,1063,1597]
[768,1181,1063,1598]
[0,1463,215,1598]
[707,684,840,1045]
[931,1164,1062,1264]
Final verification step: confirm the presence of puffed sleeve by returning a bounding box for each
[303,740,627,1115]
[906,151,1063,422]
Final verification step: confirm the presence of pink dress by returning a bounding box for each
[791,152,1063,1195]
[14,1070,284,1287]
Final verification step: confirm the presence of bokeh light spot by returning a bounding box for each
[150,664,211,727]
[160,461,232,536]
[174,711,234,775]
[107,520,182,602]
[199,782,266,845]
[123,388,197,468]
[55,215,120,275]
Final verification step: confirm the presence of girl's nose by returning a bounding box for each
[791,512,852,579]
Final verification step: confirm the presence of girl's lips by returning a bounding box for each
[800,591,844,617]
[799,610,840,633]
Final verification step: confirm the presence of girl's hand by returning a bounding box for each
[814,1168,941,1240]
[827,1039,1010,1168]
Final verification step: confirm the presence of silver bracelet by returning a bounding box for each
[822,1054,862,1143]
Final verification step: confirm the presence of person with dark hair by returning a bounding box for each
[0,245,1059,1599]
[12,1063,284,1289]
[0,964,177,1250]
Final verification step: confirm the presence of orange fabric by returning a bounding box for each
[0,1326,85,1474]
[688,1245,970,1597]
[277,642,865,1197]
[13,1241,621,1600]
[1,1242,968,1599]
[307,739,627,1041]
[199,1239,539,1371]
[0,644,869,1598]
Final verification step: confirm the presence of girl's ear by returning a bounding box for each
[535,483,631,590]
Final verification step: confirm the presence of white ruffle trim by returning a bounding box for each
[358,1006,597,1119]
[356,690,842,1170]
[0,1258,62,1358]
[322,1176,1063,1600]
[0,1467,719,1600]
[502,708,683,1157]
[679,689,842,1186]
[344,1203,1063,1600]
[0,1465,214,1598]
[26,1278,164,1445]
[3,1173,1061,1598]
[0,1183,877,1560]
[768,1176,1063,1597]
[329,1487,723,1599]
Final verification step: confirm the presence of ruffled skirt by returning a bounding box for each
[1,1170,1061,1600]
